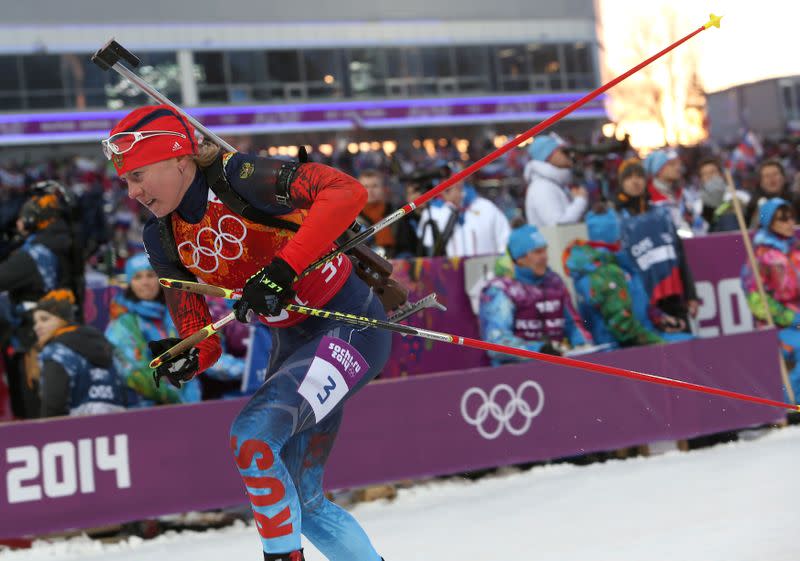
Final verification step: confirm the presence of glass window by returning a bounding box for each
[228,51,268,85]
[794,82,800,114]
[495,46,528,92]
[0,56,23,111]
[193,51,227,103]
[0,93,22,110]
[194,51,226,86]
[454,46,491,93]
[420,47,454,77]
[563,43,592,74]
[60,55,108,109]
[267,50,301,83]
[347,49,386,97]
[303,50,343,98]
[529,43,562,90]
[529,43,560,75]
[254,50,303,100]
[455,46,488,77]
[782,85,793,114]
[21,55,63,91]
[385,49,405,78]
[384,48,425,97]
[0,56,21,92]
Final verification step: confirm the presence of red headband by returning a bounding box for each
[107,105,197,175]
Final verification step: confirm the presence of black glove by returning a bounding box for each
[234,258,297,322]
[148,338,199,389]
[538,341,563,357]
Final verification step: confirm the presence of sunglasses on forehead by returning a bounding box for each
[101,130,187,160]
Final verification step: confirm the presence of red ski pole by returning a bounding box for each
[283,301,797,413]
[153,278,797,413]
[304,13,724,273]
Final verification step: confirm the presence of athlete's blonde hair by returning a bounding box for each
[192,141,222,168]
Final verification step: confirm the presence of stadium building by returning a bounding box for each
[0,0,605,155]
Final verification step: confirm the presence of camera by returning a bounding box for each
[398,162,453,193]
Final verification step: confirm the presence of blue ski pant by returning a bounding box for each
[229,272,391,559]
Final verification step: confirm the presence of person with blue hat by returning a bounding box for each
[478,225,591,365]
[742,198,800,403]
[523,132,588,228]
[105,253,201,405]
[563,205,692,348]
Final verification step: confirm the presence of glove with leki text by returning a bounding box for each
[233,257,297,322]
[148,338,199,389]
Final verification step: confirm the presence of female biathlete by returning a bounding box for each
[103,105,391,561]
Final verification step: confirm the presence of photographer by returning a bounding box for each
[417,174,510,258]
[394,162,452,258]
[524,133,588,227]
[0,183,83,419]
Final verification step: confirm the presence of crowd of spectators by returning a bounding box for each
[2,127,800,421]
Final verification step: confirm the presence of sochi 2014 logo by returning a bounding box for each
[460,381,545,440]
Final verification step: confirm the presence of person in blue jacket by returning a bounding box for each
[564,205,693,347]
[614,158,699,334]
[479,225,591,365]
[33,289,128,417]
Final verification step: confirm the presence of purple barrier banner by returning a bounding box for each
[0,330,784,538]
[383,258,489,377]
[682,231,753,337]
[0,92,605,144]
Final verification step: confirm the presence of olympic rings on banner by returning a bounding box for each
[460,381,545,440]
[177,214,247,273]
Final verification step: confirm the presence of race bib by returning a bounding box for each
[297,336,370,423]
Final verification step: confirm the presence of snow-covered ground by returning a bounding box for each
[3,426,798,561]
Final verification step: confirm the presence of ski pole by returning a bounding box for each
[302,13,724,274]
[155,275,798,413]
[151,279,445,365]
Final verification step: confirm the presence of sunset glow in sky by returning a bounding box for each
[597,0,799,148]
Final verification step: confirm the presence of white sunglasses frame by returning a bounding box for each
[102,130,188,159]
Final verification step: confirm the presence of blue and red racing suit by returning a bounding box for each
[143,152,390,560]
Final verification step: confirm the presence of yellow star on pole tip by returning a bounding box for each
[704,13,722,29]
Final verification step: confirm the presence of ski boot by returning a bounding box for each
[264,550,303,561]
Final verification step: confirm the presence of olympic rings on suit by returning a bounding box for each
[177,214,247,273]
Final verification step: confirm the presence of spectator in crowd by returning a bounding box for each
[392,181,425,258]
[564,206,694,347]
[614,159,699,334]
[524,133,588,227]
[417,178,510,257]
[696,157,736,232]
[33,289,127,417]
[744,159,799,228]
[357,169,397,258]
[0,185,82,419]
[563,208,665,348]
[693,156,754,233]
[741,198,800,402]
[105,253,201,405]
[479,225,591,365]
[643,148,698,233]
